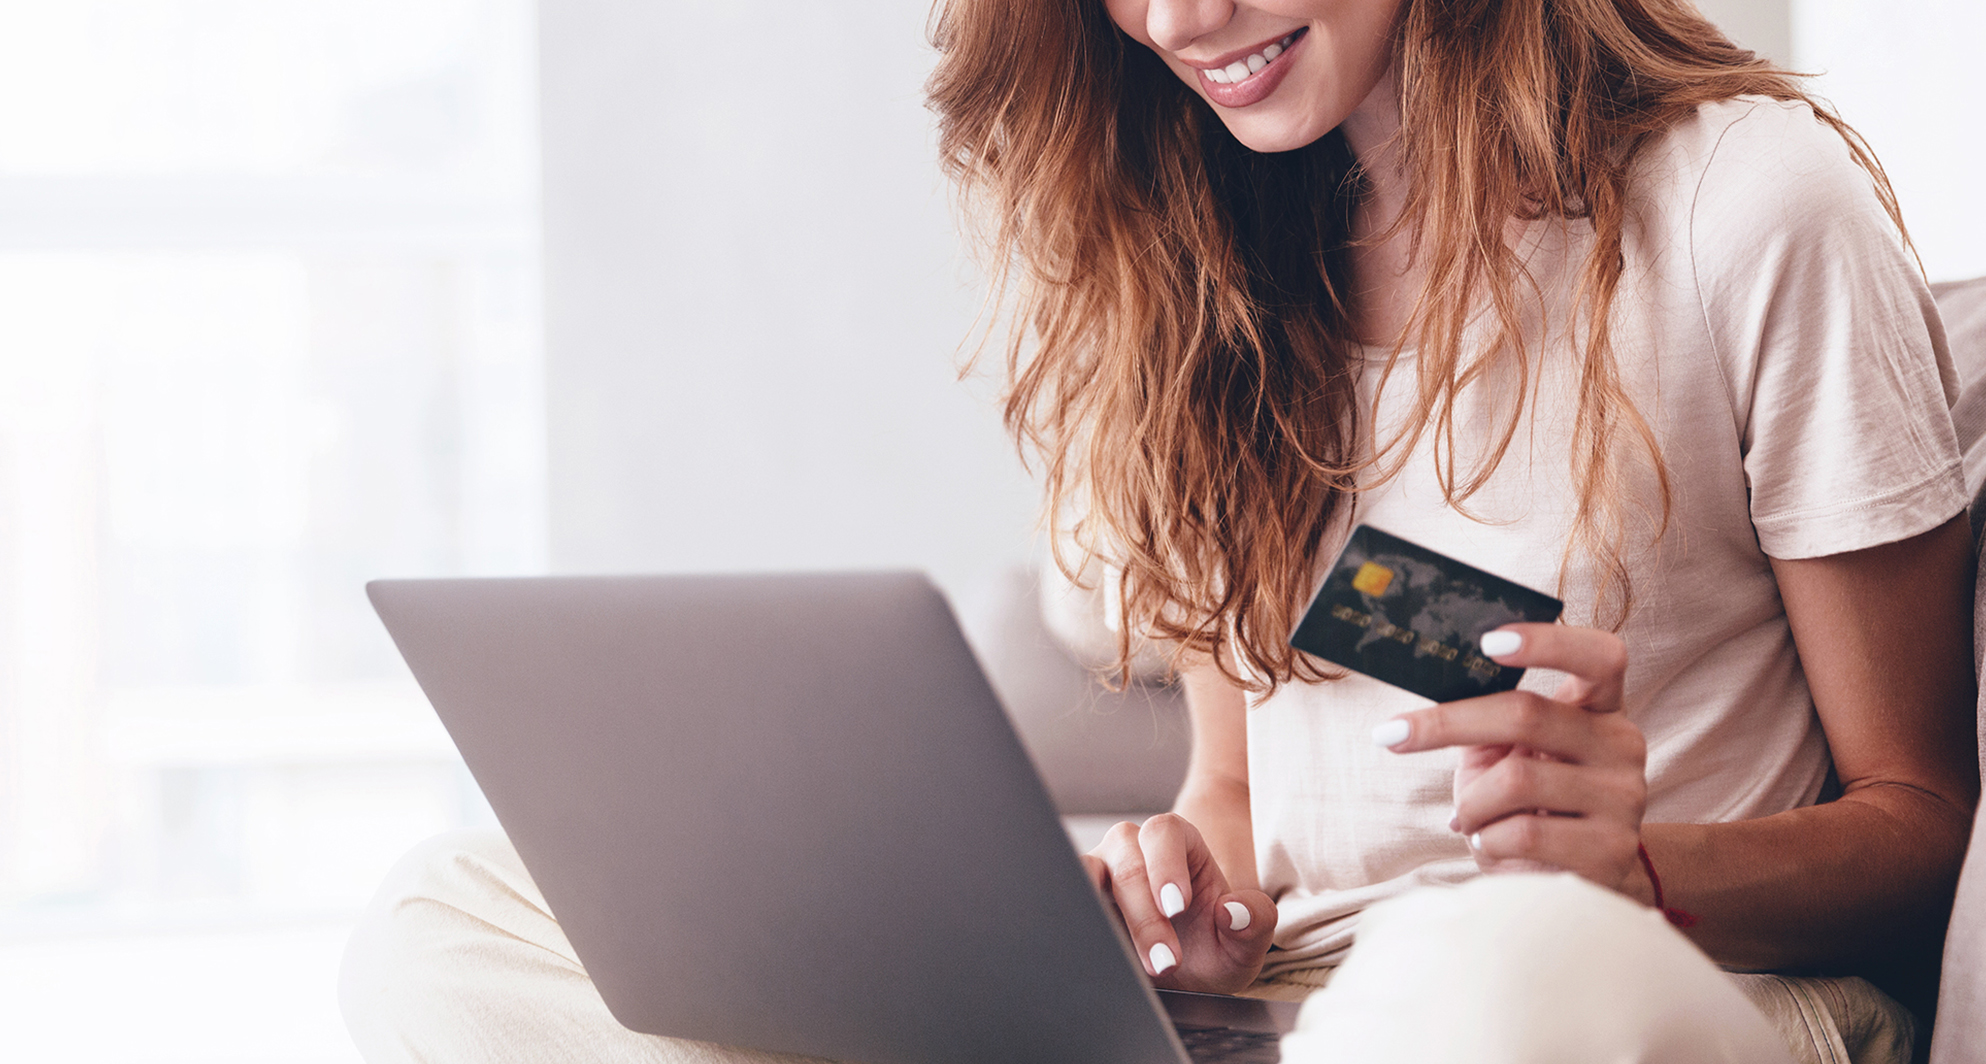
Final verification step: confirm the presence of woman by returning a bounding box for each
[343,1,1975,1061]
[928,0,1975,1058]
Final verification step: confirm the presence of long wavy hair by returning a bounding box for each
[928,0,1905,691]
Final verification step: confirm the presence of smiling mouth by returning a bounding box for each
[1199,29,1306,85]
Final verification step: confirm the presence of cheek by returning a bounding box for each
[1101,0,1149,47]
[1356,0,1408,61]
[1099,0,1203,95]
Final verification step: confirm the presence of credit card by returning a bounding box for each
[1289,525,1563,703]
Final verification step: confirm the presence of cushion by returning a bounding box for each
[954,567,1188,816]
[1928,273,1986,1064]
[1931,275,1986,543]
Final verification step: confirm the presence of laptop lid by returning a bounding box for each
[368,570,1204,1064]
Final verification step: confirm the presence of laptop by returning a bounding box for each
[368,570,1298,1064]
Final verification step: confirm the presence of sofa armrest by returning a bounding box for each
[955,568,1189,817]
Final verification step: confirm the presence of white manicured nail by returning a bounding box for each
[1225,901,1251,931]
[1480,630,1523,658]
[1159,882,1185,917]
[1149,942,1177,974]
[1371,719,1410,747]
[1469,832,1483,850]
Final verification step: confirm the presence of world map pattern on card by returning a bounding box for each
[1290,525,1563,704]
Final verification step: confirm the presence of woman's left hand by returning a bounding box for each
[1375,623,1650,898]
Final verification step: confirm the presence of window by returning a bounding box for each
[0,2,540,1058]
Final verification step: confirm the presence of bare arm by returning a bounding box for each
[1385,514,1976,975]
[1644,513,1979,970]
[1173,664,1258,892]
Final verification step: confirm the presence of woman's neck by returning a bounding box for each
[1340,65,1420,349]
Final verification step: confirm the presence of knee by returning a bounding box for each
[342,825,536,968]
[376,826,522,897]
[1284,874,1795,1064]
[339,828,555,1060]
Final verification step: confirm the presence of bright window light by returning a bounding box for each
[0,2,540,1059]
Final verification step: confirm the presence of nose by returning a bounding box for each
[1143,0,1235,52]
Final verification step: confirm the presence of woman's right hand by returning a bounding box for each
[1080,812,1278,994]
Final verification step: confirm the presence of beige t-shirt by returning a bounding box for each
[1251,97,1967,975]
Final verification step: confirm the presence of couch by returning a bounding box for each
[1930,272,1986,1063]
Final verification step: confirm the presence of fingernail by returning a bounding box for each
[1224,901,1251,931]
[1370,719,1410,748]
[1480,630,1523,658]
[1149,942,1177,975]
[1159,882,1185,918]
[1469,832,1483,850]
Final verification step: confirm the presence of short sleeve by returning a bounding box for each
[1688,99,1965,559]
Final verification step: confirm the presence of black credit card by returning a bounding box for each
[1289,525,1563,703]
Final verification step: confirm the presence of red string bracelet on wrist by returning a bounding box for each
[1637,842,1698,929]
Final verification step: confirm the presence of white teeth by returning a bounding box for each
[1203,33,1295,87]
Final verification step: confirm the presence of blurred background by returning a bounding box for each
[0,1,1978,1061]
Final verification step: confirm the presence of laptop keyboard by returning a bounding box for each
[1177,1026,1282,1063]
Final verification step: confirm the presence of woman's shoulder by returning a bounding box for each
[1624,97,1959,563]
[1631,95,1897,255]
[1645,95,1845,172]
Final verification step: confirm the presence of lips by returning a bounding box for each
[1193,27,1308,109]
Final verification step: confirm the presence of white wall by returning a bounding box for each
[1795,0,1986,282]
[537,1,1039,590]
[534,0,1981,595]
[1692,0,1986,281]
[1694,0,1791,64]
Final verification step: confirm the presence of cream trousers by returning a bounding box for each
[340,829,1910,1064]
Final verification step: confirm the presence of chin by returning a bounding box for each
[1211,113,1336,154]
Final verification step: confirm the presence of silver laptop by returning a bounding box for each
[368,570,1295,1064]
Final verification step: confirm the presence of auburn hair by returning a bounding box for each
[927,0,1905,692]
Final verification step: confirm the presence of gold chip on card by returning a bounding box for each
[1351,561,1395,597]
